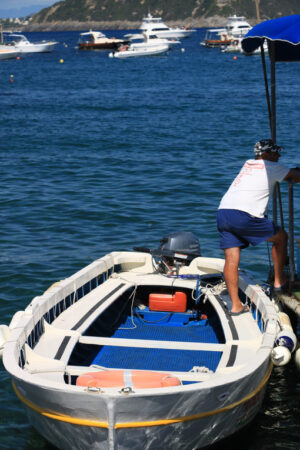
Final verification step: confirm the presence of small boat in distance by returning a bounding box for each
[201,15,252,47]
[78,30,127,50]
[140,12,195,39]
[109,32,179,59]
[6,33,58,53]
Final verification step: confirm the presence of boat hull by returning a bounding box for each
[13,361,271,450]
[16,42,57,53]
[111,45,169,58]
[0,48,19,59]
[78,42,124,50]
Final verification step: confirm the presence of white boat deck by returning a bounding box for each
[27,272,263,385]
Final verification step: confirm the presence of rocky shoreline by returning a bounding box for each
[21,16,259,32]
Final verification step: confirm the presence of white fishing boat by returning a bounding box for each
[109,32,179,59]
[1,231,291,450]
[78,31,127,50]
[140,12,195,39]
[7,33,58,53]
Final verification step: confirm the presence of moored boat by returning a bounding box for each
[78,30,127,50]
[109,32,179,59]
[0,231,286,449]
[140,12,195,39]
[201,15,252,48]
[6,33,58,53]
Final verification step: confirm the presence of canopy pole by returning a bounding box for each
[261,43,272,134]
[277,183,285,229]
[269,41,276,143]
[268,41,278,225]
[288,181,296,283]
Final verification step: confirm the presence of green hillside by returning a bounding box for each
[29,0,300,29]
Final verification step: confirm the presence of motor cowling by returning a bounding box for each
[156,231,201,266]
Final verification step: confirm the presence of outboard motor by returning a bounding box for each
[156,231,201,266]
[134,231,201,274]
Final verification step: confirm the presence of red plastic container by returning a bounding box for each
[149,292,187,313]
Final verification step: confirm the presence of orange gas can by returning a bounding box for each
[149,291,187,312]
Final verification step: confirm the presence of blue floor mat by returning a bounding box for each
[92,346,222,373]
[98,314,223,344]
[90,313,223,372]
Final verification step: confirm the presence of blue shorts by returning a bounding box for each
[217,209,278,249]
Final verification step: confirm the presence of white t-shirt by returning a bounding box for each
[218,159,289,218]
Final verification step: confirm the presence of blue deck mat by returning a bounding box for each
[92,346,222,372]
[91,315,223,372]
[99,314,223,343]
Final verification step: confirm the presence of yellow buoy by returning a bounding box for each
[60,58,64,63]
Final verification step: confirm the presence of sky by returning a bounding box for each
[0,0,59,18]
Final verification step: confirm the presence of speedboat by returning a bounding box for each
[78,31,127,50]
[1,231,292,450]
[140,12,195,39]
[109,32,179,58]
[0,45,19,60]
[201,15,252,47]
[7,33,58,53]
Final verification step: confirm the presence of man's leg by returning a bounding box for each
[223,247,245,313]
[267,229,288,288]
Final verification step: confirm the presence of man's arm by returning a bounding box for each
[284,168,300,183]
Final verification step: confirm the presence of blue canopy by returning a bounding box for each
[242,15,300,61]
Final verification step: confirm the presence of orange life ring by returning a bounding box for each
[76,370,181,389]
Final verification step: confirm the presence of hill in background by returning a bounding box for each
[23,0,300,31]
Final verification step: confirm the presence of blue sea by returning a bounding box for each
[0,29,299,449]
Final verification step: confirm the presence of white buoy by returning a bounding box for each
[271,346,291,366]
[0,324,10,359]
[271,312,297,366]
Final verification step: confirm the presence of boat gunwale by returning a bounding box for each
[3,252,278,394]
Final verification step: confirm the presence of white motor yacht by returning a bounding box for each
[7,33,58,53]
[109,32,179,59]
[225,15,252,37]
[140,12,195,39]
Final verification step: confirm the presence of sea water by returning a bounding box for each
[0,29,299,449]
